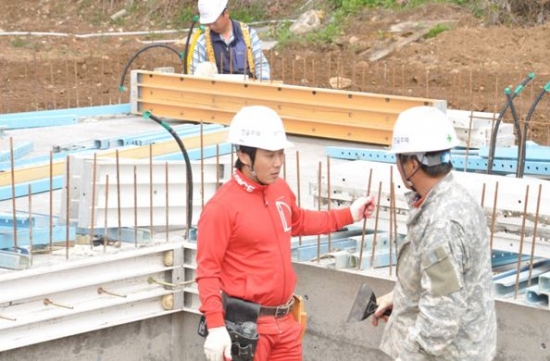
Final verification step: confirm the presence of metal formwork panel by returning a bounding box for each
[309,160,550,258]
[130,70,447,146]
[0,242,184,352]
[60,156,231,229]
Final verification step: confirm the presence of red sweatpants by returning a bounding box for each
[254,313,303,361]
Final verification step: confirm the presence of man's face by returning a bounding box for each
[241,148,285,185]
[205,10,229,33]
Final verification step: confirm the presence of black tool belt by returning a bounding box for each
[258,296,295,318]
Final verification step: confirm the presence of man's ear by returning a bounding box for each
[236,150,251,166]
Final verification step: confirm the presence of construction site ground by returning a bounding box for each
[1,2,549,144]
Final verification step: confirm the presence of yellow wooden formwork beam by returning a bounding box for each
[0,129,228,187]
[130,71,447,145]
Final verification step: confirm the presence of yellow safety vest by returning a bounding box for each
[186,22,255,77]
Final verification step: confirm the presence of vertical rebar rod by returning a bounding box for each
[392,181,399,273]
[389,181,395,277]
[370,182,383,268]
[50,62,55,109]
[389,166,394,276]
[292,59,295,84]
[116,150,122,244]
[358,168,373,270]
[316,161,322,263]
[149,144,154,238]
[489,182,499,250]
[425,69,430,98]
[401,64,405,95]
[49,151,54,252]
[28,184,33,266]
[201,121,205,208]
[165,162,170,241]
[74,59,79,107]
[296,151,302,245]
[65,156,70,259]
[527,184,542,286]
[216,144,220,190]
[104,174,110,252]
[326,156,332,253]
[65,57,70,108]
[464,110,474,171]
[513,185,530,299]
[134,165,138,248]
[469,70,473,107]
[33,53,39,110]
[303,57,306,85]
[312,59,315,86]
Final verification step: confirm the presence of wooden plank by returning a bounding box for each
[131,71,447,146]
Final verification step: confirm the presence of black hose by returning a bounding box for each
[504,89,522,177]
[143,111,193,240]
[118,44,184,92]
[486,73,535,174]
[517,81,550,178]
[183,16,200,74]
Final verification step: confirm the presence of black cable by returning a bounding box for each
[504,88,522,177]
[517,81,550,178]
[487,73,535,174]
[118,44,184,93]
[143,111,193,240]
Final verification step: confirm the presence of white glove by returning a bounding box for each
[194,61,218,77]
[204,326,232,361]
[350,195,376,222]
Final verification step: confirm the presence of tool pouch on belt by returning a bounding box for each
[291,294,307,340]
[197,294,260,361]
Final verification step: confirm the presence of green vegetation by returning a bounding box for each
[10,37,28,48]
[425,23,451,38]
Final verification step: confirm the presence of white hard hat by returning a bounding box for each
[227,106,294,151]
[389,106,459,154]
[198,0,228,24]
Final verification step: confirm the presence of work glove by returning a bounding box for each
[350,195,377,222]
[204,326,232,361]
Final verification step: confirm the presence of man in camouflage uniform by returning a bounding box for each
[372,106,497,360]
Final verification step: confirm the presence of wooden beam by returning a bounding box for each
[130,71,447,146]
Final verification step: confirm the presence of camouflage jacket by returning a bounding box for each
[380,172,497,360]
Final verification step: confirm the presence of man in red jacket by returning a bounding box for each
[196,105,376,361]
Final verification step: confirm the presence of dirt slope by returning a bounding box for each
[1,1,549,143]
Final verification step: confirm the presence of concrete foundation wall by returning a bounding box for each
[3,263,550,361]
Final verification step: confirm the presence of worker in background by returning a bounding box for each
[371,106,497,360]
[196,105,376,361]
[191,0,271,80]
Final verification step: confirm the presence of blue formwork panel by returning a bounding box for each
[0,224,76,249]
[0,213,34,228]
[326,145,550,176]
[493,259,550,297]
[525,285,549,307]
[0,104,131,129]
